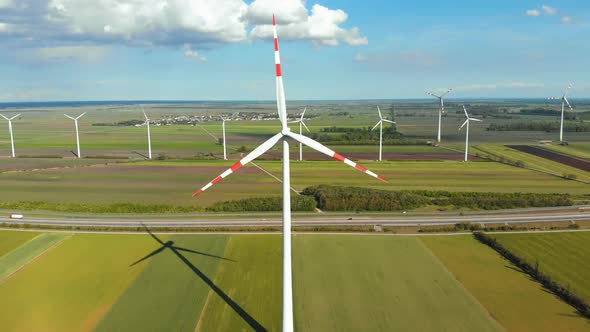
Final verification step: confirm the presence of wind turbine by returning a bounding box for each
[142,108,152,159]
[0,114,20,158]
[549,83,574,143]
[459,106,482,162]
[192,15,388,332]
[371,106,396,161]
[64,112,86,158]
[288,107,310,161]
[221,116,228,160]
[0,113,20,158]
[428,88,452,143]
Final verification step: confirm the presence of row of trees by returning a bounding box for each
[300,186,572,212]
[206,195,317,212]
[0,201,201,213]
[475,232,589,318]
[487,121,590,132]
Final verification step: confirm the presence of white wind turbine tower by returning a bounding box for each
[142,108,152,159]
[64,112,86,158]
[192,15,388,332]
[288,107,310,161]
[549,83,574,144]
[459,106,482,162]
[428,88,452,143]
[221,116,228,160]
[371,106,396,161]
[0,113,21,157]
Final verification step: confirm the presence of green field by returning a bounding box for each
[422,235,590,332]
[0,231,39,257]
[0,158,587,209]
[493,232,590,302]
[1,230,589,331]
[0,233,70,280]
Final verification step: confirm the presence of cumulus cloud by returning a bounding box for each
[250,4,367,46]
[526,9,540,17]
[453,82,544,92]
[0,0,366,62]
[542,5,557,15]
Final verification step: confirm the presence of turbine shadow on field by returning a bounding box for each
[131,225,267,332]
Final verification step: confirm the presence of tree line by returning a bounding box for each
[475,232,590,318]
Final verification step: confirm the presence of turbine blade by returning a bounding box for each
[470,118,483,122]
[273,15,287,126]
[301,121,310,132]
[8,114,21,121]
[564,97,574,111]
[76,112,87,120]
[459,120,468,130]
[64,114,75,120]
[192,132,283,196]
[463,105,469,119]
[300,107,306,121]
[130,247,166,266]
[174,246,235,261]
[142,110,149,121]
[286,131,388,182]
[371,121,382,131]
[441,88,452,98]
[428,92,441,98]
[0,113,8,120]
[377,106,383,120]
[564,83,573,97]
[382,119,396,124]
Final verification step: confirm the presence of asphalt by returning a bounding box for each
[1,209,589,228]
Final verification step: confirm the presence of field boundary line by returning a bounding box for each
[0,233,44,259]
[472,145,590,185]
[193,236,232,332]
[417,238,507,332]
[0,233,72,285]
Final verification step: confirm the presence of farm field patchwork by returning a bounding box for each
[507,145,590,172]
[473,144,590,182]
[492,232,590,302]
[0,231,589,331]
[0,233,70,281]
[421,235,590,332]
[0,159,588,209]
[0,230,39,257]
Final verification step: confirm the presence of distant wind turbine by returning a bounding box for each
[288,107,310,160]
[459,106,482,162]
[64,112,86,158]
[0,113,21,157]
[192,15,388,332]
[371,106,396,161]
[428,88,452,143]
[142,108,152,159]
[221,116,228,160]
[549,83,574,143]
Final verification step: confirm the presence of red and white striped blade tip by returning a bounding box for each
[272,14,276,25]
[192,161,244,197]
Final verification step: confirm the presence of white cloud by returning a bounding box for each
[526,9,541,17]
[246,0,308,25]
[31,0,365,50]
[0,22,12,32]
[0,0,15,9]
[561,16,574,24]
[250,4,367,46]
[35,46,111,63]
[183,44,207,61]
[542,5,557,15]
[454,82,544,92]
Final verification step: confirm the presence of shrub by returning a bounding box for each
[207,195,317,212]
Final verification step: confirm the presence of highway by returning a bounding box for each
[1,209,589,228]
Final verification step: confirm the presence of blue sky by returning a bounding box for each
[0,0,588,101]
